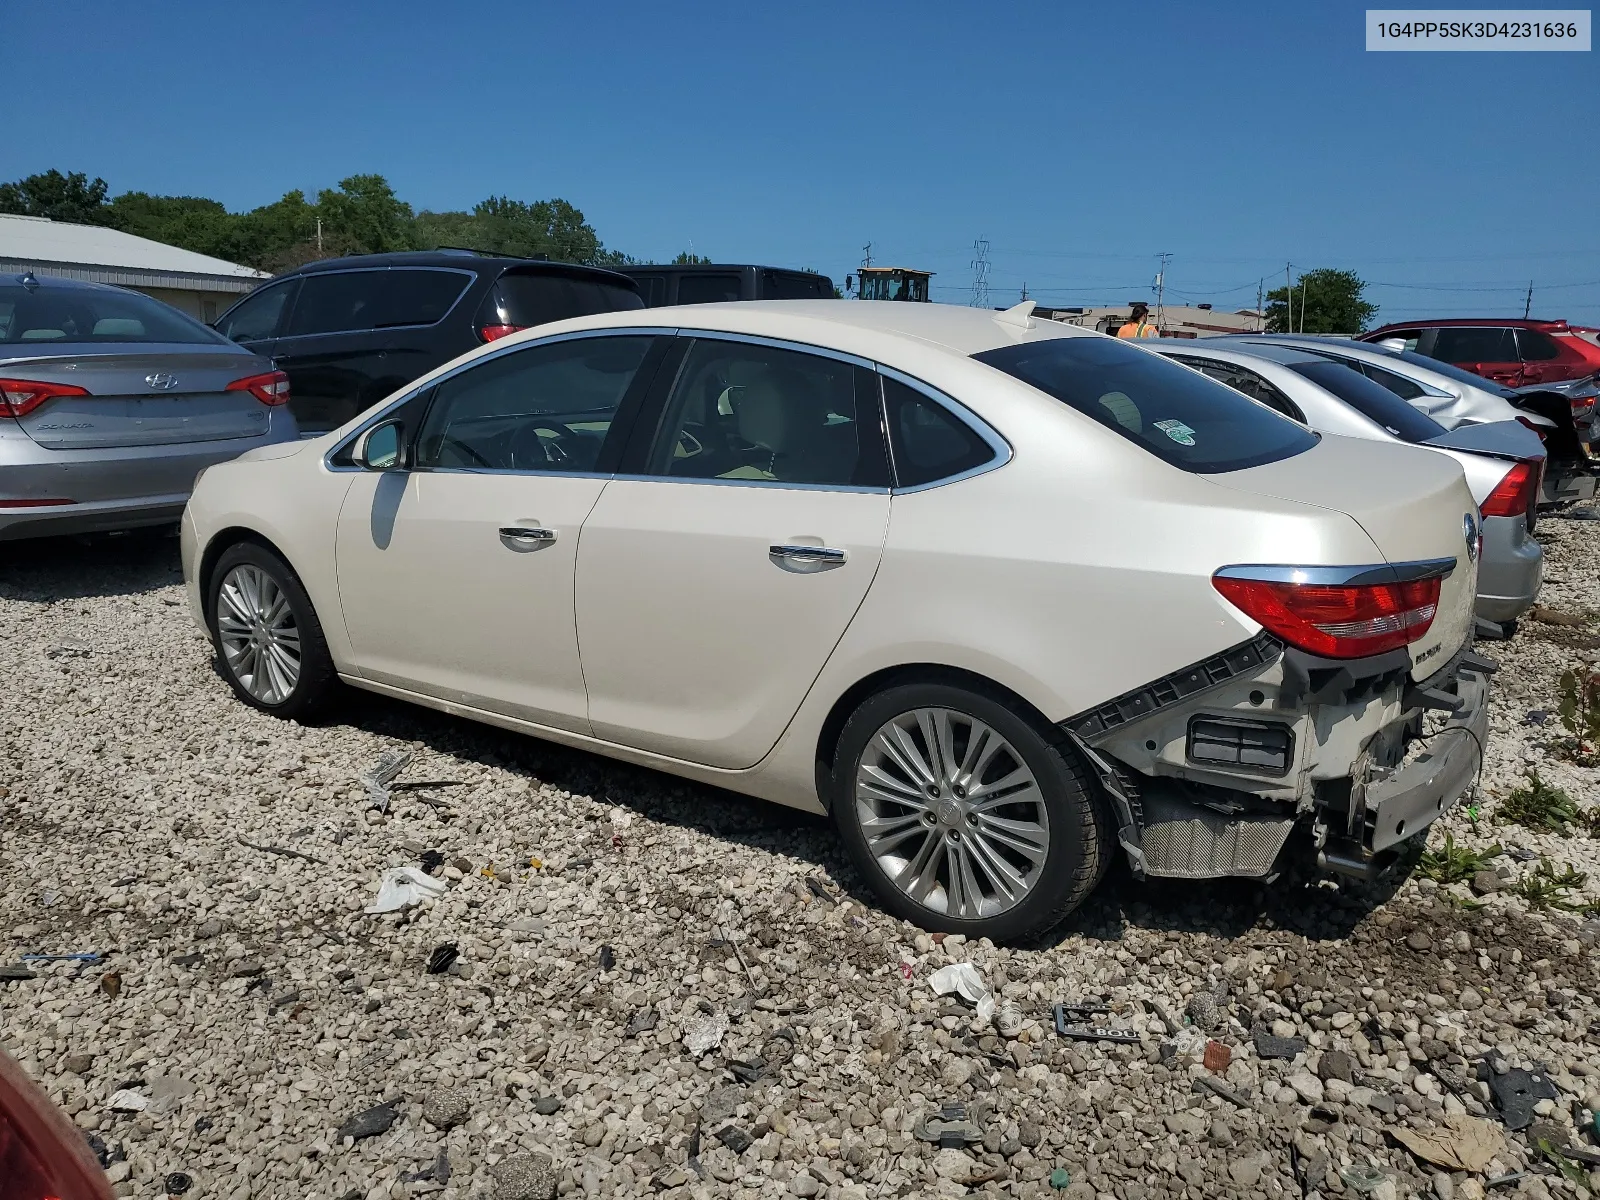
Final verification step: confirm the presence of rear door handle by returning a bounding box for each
[499,526,557,545]
[769,544,847,564]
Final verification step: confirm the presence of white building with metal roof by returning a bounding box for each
[0,214,267,323]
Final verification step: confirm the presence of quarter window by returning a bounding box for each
[644,339,886,487]
[1517,329,1562,361]
[1430,326,1517,364]
[676,273,744,305]
[414,336,653,472]
[284,269,469,336]
[882,377,997,487]
[1170,356,1304,422]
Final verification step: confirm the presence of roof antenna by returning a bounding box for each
[993,299,1036,329]
[18,271,40,291]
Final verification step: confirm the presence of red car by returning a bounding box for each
[1360,318,1600,387]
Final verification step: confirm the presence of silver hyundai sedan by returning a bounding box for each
[0,273,299,541]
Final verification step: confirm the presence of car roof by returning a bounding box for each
[524,299,1102,358]
[1141,338,1324,365]
[1366,318,1570,332]
[4,272,131,295]
[621,263,820,275]
[286,251,635,285]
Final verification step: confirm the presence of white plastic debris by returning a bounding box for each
[361,750,412,813]
[928,962,997,1023]
[994,1002,1025,1038]
[364,866,447,914]
[682,1011,729,1056]
[107,1089,148,1112]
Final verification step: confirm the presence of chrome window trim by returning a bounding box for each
[674,328,876,372]
[280,266,479,342]
[875,364,1013,494]
[1214,558,1457,587]
[322,326,680,472]
[402,467,889,495]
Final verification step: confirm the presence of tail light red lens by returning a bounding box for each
[1212,573,1442,659]
[225,370,291,406]
[0,1048,114,1200]
[478,324,526,343]
[0,378,89,419]
[0,499,76,508]
[1479,460,1542,523]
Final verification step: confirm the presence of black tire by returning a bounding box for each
[207,541,339,721]
[828,681,1109,942]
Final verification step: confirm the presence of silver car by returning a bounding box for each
[0,274,298,540]
[1147,339,1546,628]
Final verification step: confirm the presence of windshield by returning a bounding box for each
[1288,360,1446,442]
[974,336,1318,473]
[0,283,228,345]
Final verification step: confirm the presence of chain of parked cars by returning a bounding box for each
[4,254,1598,940]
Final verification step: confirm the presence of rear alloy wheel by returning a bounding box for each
[208,542,338,720]
[831,682,1107,941]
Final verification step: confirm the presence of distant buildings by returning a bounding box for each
[1032,303,1265,338]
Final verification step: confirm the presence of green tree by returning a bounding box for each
[107,193,236,258]
[316,174,416,255]
[1266,268,1377,334]
[673,251,711,265]
[234,190,321,272]
[0,169,114,224]
[472,196,603,262]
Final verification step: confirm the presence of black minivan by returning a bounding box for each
[621,264,835,307]
[212,251,643,432]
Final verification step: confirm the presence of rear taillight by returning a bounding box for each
[1212,573,1442,659]
[226,370,290,406]
[0,378,89,419]
[478,324,526,343]
[1480,460,1542,524]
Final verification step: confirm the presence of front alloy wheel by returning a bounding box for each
[216,564,302,704]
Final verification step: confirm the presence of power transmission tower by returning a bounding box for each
[1256,278,1264,332]
[1524,280,1533,319]
[971,238,991,308]
[1155,252,1172,331]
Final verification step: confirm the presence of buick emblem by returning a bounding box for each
[145,372,178,390]
[1464,512,1478,562]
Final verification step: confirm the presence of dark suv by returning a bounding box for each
[212,251,643,432]
[621,264,835,307]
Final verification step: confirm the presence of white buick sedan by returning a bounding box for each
[183,301,1493,940]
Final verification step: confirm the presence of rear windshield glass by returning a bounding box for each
[0,283,227,345]
[486,272,643,329]
[762,271,833,300]
[974,337,1318,473]
[1288,360,1445,442]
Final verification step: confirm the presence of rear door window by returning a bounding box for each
[676,273,744,304]
[1288,360,1446,442]
[1430,326,1517,364]
[1517,329,1562,361]
[486,272,644,329]
[214,280,295,343]
[974,337,1317,473]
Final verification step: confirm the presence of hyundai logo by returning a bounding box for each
[1464,512,1479,562]
[145,372,178,390]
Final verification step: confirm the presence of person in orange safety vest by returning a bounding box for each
[1117,302,1157,338]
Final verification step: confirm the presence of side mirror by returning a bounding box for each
[845,275,854,292]
[354,420,405,470]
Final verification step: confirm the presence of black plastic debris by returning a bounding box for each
[426,944,459,975]
[728,1059,766,1085]
[1524,710,1550,726]
[599,945,615,972]
[914,1103,983,1149]
[714,1125,753,1154]
[419,849,445,873]
[193,1117,213,1134]
[1488,1067,1559,1131]
[163,1171,193,1195]
[401,1149,452,1184]
[0,965,37,982]
[1192,1076,1252,1108]
[335,1100,400,1142]
[1251,1024,1307,1060]
[172,953,203,968]
[85,1132,112,1168]
[805,877,835,903]
[624,1009,659,1037]
[1506,845,1539,863]
[1053,1004,1138,1043]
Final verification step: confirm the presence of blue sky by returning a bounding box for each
[8,1,1599,322]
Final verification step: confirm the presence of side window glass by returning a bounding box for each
[215,281,293,342]
[1181,358,1302,421]
[283,271,384,337]
[645,340,885,487]
[882,376,996,488]
[378,270,471,327]
[414,336,653,472]
[676,274,743,305]
[1517,329,1561,361]
[1358,361,1425,400]
[1431,327,1517,363]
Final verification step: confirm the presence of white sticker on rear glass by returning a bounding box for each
[1153,419,1196,447]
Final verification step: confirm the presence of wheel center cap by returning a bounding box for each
[935,796,964,826]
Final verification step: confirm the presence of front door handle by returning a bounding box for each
[499,526,557,546]
[769,544,847,565]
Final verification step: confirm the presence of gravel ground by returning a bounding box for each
[3,520,1600,1200]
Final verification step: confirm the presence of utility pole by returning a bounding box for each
[971,238,991,308]
[1524,280,1533,319]
[1021,281,1028,302]
[1155,252,1172,333]
[861,242,873,269]
[1285,262,1293,333]
[316,218,323,255]
[1257,278,1265,332]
